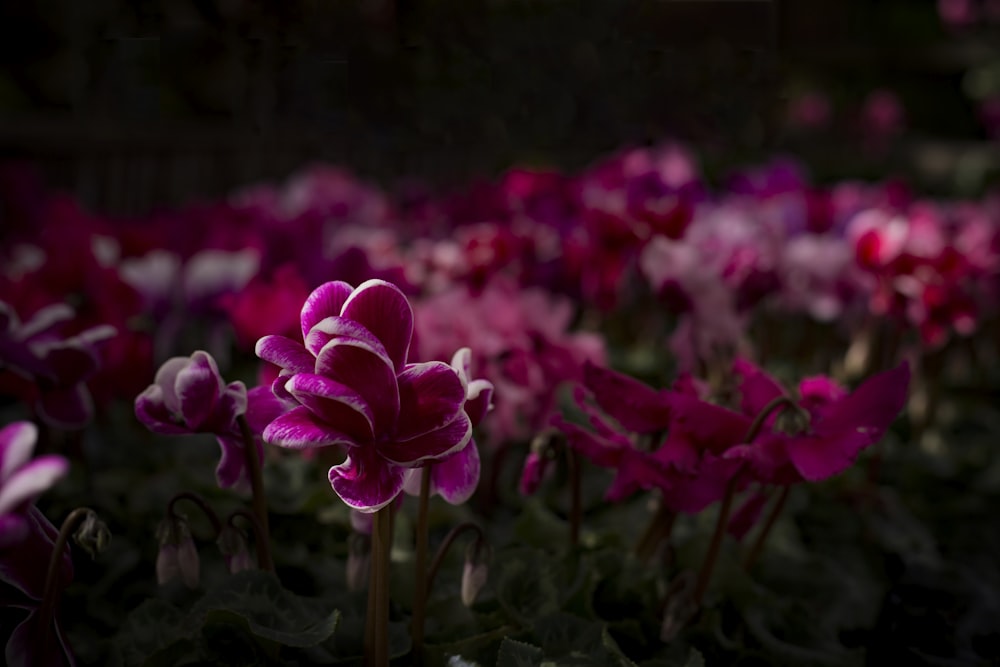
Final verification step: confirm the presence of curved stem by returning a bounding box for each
[742,485,790,571]
[35,507,93,649]
[691,476,738,607]
[167,491,224,539]
[410,466,432,664]
[237,414,274,572]
[425,522,486,593]
[744,395,801,444]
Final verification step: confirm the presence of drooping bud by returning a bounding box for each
[73,509,112,559]
[155,516,199,588]
[346,532,371,593]
[460,538,490,607]
[217,524,255,574]
[519,429,558,495]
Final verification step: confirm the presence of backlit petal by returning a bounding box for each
[315,338,399,432]
[340,279,413,372]
[329,447,405,513]
[285,373,375,442]
[395,361,466,440]
[300,281,354,341]
[0,422,38,484]
[378,412,472,467]
[255,335,313,374]
[263,405,359,449]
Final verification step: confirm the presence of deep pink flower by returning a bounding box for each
[402,348,494,504]
[0,422,69,548]
[256,279,473,513]
[134,351,261,490]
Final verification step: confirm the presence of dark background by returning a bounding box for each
[0,0,997,216]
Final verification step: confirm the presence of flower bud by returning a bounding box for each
[346,532,371,593]
[461,539,490,607]
[155,517,199,588]
[217,524,255,574]
[73,509,111,559]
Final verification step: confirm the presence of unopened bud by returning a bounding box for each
[461,539,490,607]
[155,517,199,588]
[346,532,371,592]
[217,524,255,574]
[520,430,559,495]
[73,509,111,558]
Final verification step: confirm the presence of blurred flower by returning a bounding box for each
[217,524,254,574]
[0,301,116,428]
[0,422,69,548]
[786,91,832,131]
[155,516,200,588]
[134,351,261,490]
[257,279,472,513]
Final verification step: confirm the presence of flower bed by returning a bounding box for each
[1,145,999,666]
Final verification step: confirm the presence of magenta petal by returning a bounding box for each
[0,514,29,548]
[245,385,294,435]
[0,422,38,483]
[300,281,354,342]
[450,347,472,388]
[815,362,910,450]
[285,373,375,442]
[464,379,494,428]
[315,338,399,431]
[582,360,671,433]
[378,412,472,467]
[35,343,99,383]
[174,351,223,429]
[263,405,359,449]
[6,610,75,667]
[340,279,413,372]
[215,434,260,491]
[395,362,466,440]
[650,434,700,474]
[329,447,405,513]
[733,358,785,418]
[555,416,624,468]
[430,439,481,504]
[606,450,667,502]
[134,385,188,435]
[0,456,69,516]
[36,384,94,429]
[304,316,390,359]
[668,394,752,455]
[785,433,858,482]
[0,506,72,600]
[17,303,73,339]
[727,488,771,541]
[254,335,314,374]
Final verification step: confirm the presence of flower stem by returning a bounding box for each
[237,414,274,572]
[426,522,486,592]
[565,444,581,547]
[742,485,790,571]
[167,491,224,538]
[692,476,738,607]
[634,499,676,564]
[366,504,393,667]
[35,507,93,650]
[410,466,432,664]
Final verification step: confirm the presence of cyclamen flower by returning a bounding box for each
[0,422,74,667]
[256,279,473,513]
[402,348,494,505]
[0,301,116,428]
[134,351,261,490]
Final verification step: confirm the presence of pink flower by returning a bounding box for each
[256,279,473,513]
[134,351,261,490]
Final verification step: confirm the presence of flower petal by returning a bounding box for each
[254,335,314,374]
[215,434,262,491]
[245,385,294,436]
[395,361,466,440]
[378,411,472,467]
[340,279,413,372]
[16,303,73,340]
[300,281,354,341]
[36,384,94,429]
[0,422,38,484]
[733,358,785,418]
[315,338,399,432]
[785,433,858,482]
[430,439,481,504]
[0,456,69,516]
[582,360,671,433]
[0,506,71,600]
[450,347,472,388]
[175,351,223,429]
[285,373,374,442]
[815,362,910,451]
[134,385,188,435]
[304,316,390,360]
[152,357,190,414]
[329,447,405,513]
[464,379,494,428]
[263,405,359,449]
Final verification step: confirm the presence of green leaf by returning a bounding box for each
[496,550,560,622]
[497,637,544,667]
[111,598,197,667]
[190,570,340,648]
